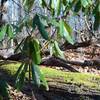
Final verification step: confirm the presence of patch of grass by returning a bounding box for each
[0,61,100,90]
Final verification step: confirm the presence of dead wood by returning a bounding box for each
[41,56,79,72]
[41,56,100,68]
[0,52,100,70]
[0,53,27,61]
[61,40,91,50]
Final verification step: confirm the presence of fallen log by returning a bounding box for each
[41,56,79,72]
[0,52,100,70]
[0,45,99,71]
[0,53,27,61]
[41,56,100,68]
[60,40,91,50]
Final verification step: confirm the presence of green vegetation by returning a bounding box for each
[0,0,100,98]
[0,61,100,90]
[42,67,100,90]
[1,0,100,92]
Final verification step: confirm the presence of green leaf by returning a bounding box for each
[41,0,47,8]
[59,19,74,44]
[63,20,72,34]
[74,0,81,13]
[53,41,65,59]
[15,63,28,90]
[93,3,100,30]
[99,4,100,12]
[81,0,89,8]
[35,15,49,40]
[0,25,7,41]
[22,36,30,55]
[22,36,41,64]
[49,0,56,15]
[63,21,74,44]
[35,65,49,91]
[15,63,25,79]
[31,63,49,90]
[49,0,52,8]
[50,0,55,9]
[40,14,59,27]
[32,16,37,31]
[31,63,41,87]
[56,0,61,16]
[0,80,9,98]
[94,11,100,30]
[59,19,64,37]
[30,38,41,64]
[50,0,62,16]
[23,0,34,10]
[6,24,13,38]
[49,19,60,27]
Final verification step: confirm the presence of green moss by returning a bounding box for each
[0,62,21,75]
[41,67,100,90]
[0,61,100,90]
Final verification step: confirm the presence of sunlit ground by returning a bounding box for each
[0,61,100,91]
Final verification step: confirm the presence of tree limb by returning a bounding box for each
[60,40,91,50]
[41,56,79,72]
[41,56,100,68]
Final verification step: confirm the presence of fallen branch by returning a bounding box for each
[61,40,91,50]
[41,56,100,68]
[0,53,27,61]
[0,52,99,70]
[41,56,79,72]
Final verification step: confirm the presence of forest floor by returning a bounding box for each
[64,44,100,74]
[0,44,100,100]
[0,61,100,100]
